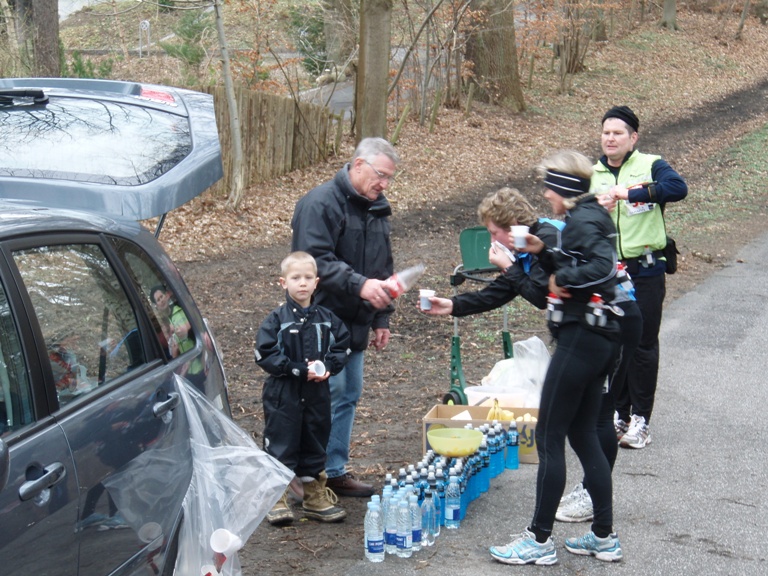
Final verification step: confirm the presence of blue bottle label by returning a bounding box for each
[367,538,384,553]
[385,530,397,545]
[412,528,422,542]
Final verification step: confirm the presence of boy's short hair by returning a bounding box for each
[477,187,537,228]
[281,251,317,275]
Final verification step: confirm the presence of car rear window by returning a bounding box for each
[0,96,192,186]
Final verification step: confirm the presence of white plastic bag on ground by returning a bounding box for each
[474,336,550,408]
[174,375,293,576]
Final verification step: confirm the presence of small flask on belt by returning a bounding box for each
[546,292,564,324]
[616,262,635,297]
[586,293,607,327]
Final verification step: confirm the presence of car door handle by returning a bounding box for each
[19,462,66,501]
[153,391,180,419]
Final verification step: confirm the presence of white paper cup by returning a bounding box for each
[511,225,529,249]
[310,360,326,377]
[138,522,163,551]
[210,528,242,555]
[419,289,435,310]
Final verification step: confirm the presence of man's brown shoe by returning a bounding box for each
[326,472,374,497]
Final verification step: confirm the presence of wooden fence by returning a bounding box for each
[198,86,339,193]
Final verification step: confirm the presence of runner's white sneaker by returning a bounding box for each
[614,411,629,441]
[620,414,651,449]
[559,482,584,505]
[565,531,623,562]
[490,529,558,565]
[556,485,593,522]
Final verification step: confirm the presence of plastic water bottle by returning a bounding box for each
[616,262,635,298]
[408,494,422,552]
[397,468,407,489]
[454,462,466,519]
[381,486,392,525]
[384,493,399,554]
[433,469,444,527]
[421,490,438,547]
[365,501,385,562]
[386,263,426,298]
[487,427,500,478]
[395,499,413,558]
[479,437,490,493]
[505,421,519,469]
[468,448,481,501]
[496,422,507,464]
[444,475,461,529]
[417,468,429,503]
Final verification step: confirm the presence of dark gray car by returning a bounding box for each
[0,79,230,576]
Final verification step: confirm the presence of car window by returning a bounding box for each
[12,244,146,407]
[109,237,200,368]
[0,280,34,436]
[0,97,192,186]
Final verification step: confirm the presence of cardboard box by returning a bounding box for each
[422,404,539,464]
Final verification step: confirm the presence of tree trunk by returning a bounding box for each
[734,0,751,40]
[356,0,393,141]
[15,0,60,76]
[465,0,525,112]
[0,0,23,72]
[659,0,679,31]
[213,0,245,209]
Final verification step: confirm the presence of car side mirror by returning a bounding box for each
[0,438,9,490]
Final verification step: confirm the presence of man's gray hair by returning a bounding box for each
[352,137,400,165]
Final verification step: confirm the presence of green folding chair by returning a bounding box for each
[443,226,513,405]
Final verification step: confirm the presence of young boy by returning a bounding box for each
[255,251,352,525]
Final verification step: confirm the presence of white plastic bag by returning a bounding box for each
[477,336,550,408]
[174,375,294,576]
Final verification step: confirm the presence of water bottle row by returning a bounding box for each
[364,420,520,561]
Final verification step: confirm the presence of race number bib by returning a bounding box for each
[624,201,656,216]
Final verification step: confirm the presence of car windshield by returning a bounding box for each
[0,96,192,186]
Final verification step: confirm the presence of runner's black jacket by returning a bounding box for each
[451,219,561,316]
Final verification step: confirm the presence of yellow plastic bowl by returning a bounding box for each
[427,428,483,457]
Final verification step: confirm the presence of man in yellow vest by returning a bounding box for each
[593,106,688,450]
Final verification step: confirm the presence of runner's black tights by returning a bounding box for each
[530,321,619,541]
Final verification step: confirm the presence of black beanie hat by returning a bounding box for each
[602,105,639,132]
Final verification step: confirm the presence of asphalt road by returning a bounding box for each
[340,231,768,575]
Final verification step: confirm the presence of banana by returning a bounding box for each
[486,399,502,421]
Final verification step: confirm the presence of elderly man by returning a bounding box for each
[291,137,400,497]
[594,106,688,450]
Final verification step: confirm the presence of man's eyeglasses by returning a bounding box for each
[365,160,396,184]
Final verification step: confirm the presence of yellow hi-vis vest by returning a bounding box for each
[591,151,665,260]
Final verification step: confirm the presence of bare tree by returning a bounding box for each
[13,0,60,75]
[356,0,394,140]
[324,0,358,71]
[213,0,245,209]
[0,0,24,74]
[734,0,751,40]
[465,0,526,111]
